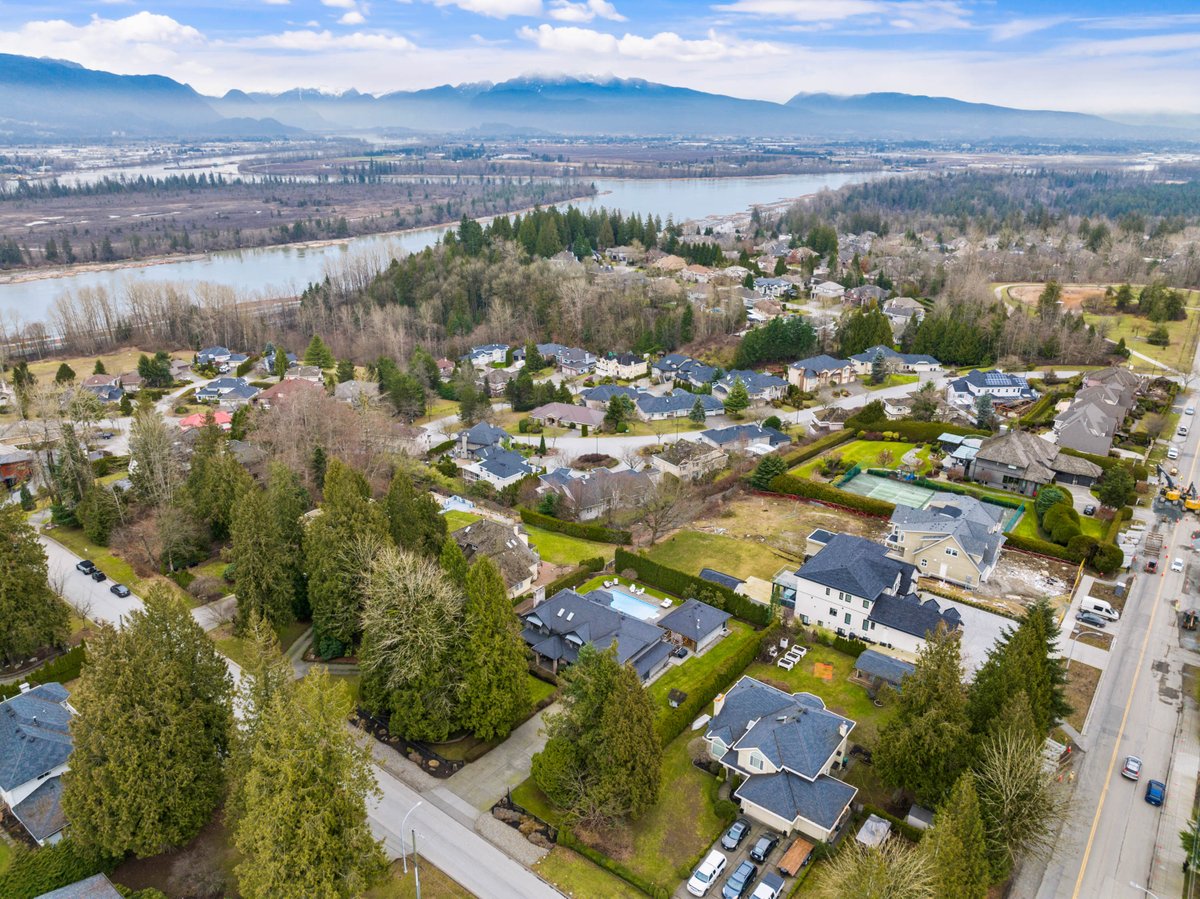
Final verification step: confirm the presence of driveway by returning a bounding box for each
[446,703,557,812]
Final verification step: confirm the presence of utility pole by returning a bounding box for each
[413,829,422,899]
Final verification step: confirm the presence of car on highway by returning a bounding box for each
[749,833,780,863]
[1172,558,1185,572]
[75,559,96,575]
[1121,756,1142,780]
[1076,611,1107,628]
[721,819,752,851]
[721,860,758,899]
[1145,779,1166,806]
[110,583,131,597]
[1083,504,1096,516]
[1180,425,1190,437]
[90,569,107,582]
[688,850,728,897]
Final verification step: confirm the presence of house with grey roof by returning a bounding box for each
[36,874,124,899]
[1,683,74,846]
[334,379,381,406]
[461,343,509,368]
[464,446,535,490]
[704,676,857,842]
[844,284,889,308]
[580,384,639,410]
[522,588,673,681]
[967,429,1103,495]
[848,345,942,376]
[773,533,962,654]
[1053,399,1120,456]
[651,441,726,480]
[537,466,652,521]
[852,649,916,693]
[529,402,605,430]
[712,369,788,404]
[455,421,509,459]
[700,568,745,593]
[787,355,854,392]
[700,423,791,451]
[886,495,1007,587]
[635,389,723,421]
[659,598,731,652]
[453,519,540,598]
[946,369,1038,409]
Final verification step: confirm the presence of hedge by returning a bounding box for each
[843,416,986,442]
[428,438,456,456]
[655,628,767,744]
[780,428,858,467]
[1001,531,1079,562]
[767,475,896,518]
[541,559,606,599]
[519,507,632,545]
[1104,507,1132,544]
[904,476,1024,510]
[0,644,87,701]
[614,548,772,627]
[1018,391,1068,427]
[557,827,669,898]
[1060,447,1148,481]
[0,838,115,899]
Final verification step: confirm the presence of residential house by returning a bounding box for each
[635,390,723,421]
[754,277,792,299]
[227,439,268,471]
[196,377,259,406]
[651,440,726,480]
[197,346,233,367]
[453,519,540,599]
[704,677,858,843]
[537,466,652,521]
[0,443,35,488]
[844,284,889,308]
[607,245,642,264]
[0,683,74,846]
[483,367,516,397]
[713,369,788,404]
[260,351,298,373]
[522,588,673,681]
[462,344,509,368]
[787,355,855,392]
[848,346,942,376]
[659,598,731,652]
[179,410,233,432]
[37,874,124,899]
[436,358,456,381]
[966,429,1103,494]
[652,354,705,386]
[464,446,534,490]
[1053,400,1120,456]
[672,359,720,391]
[700,568,746,594]
[811,406,857,433]
[456,421,509,459]
[169,359,192,381]
[1083,366,1143,402]
[882,297,926,334]
[81,383,123,404]
[595,352,647,381]
[681,264,713,283]
[810,281,846,302]
[946,369,1038,409]
[700,423,791,451]
[580,384,639,411]
[117,371,144,393]
[652,254,688,274]
[253,377,324,410]
[223,352,250,373]
[886,495,1007,587]
[939,436,983,474]
[851,649,915,693]
[556,348,595,378]
[334,379,381,406]
[772,533,962,652]
[286,365,324,384]
[529,403,605,430]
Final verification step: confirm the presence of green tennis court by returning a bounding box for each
[840,472,938,509]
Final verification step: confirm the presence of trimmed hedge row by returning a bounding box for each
[767,474,896,518]
[1060,447,1148,482]
[519,507,632,545]
[0,644,87,701]
[905,477,1023,510]
[428,438,456,456]
[540,559,606,599]
[558,827,669,898]
[844,416,986,442]
[1001,531,1079,562]
[614,548,772,626]
[655,627,767,744]
[0,838,114,899]
[1018,391,1068,427]
[780,428,858,467]
[1104,506,1133,544]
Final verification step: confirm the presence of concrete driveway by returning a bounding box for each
[445,703,557,812]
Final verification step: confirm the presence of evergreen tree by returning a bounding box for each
[680,304,695,344]
[750,454,788,490]
[538,434,548,454]
[975,393,996,431]
[63,587,233,857]
[0,502,70,665]
[53,423,94,519]
[924,772,990,899]
[910,382,939,421]
[592,661,662,819]
[836,307,894,357]
[303,334,336,369]
[273,346,289,381]
[534,217,563,257]
[184,425,252,541]
[688,397,707,424]
[230,486,295,633]
[439,535,470,588]
[19,484,34,511]
[603,394,635,431]
[1096,464,1135,508]
[93,359,106,375]
[459,559,531,741]
[129,408,182,509]
[76,485,120,546]
[336,359,356,383]
[870,349,888,385]
[814,841,934,899]
[267,463,311,619]
[384,467,447,557]
[233,668,386,899]
[723,378,750,417]
[524,342,547,373]
[54,362,75,383]
[310,445,328,491]
[874,629,974,807]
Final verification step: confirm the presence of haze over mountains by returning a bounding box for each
[0,53,1187,143]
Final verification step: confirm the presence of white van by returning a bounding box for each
[1082,597,1120,621]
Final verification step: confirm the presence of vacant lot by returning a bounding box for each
[644,530,796,582]
[977,548,1077,611]
[535,848,644,899]
[366,858,473,899]
[1065,661,1103,731]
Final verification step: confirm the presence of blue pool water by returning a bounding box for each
[606,587,660,621]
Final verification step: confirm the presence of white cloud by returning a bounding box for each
[425,0,543,18]
[243,29,416,51]
[518,23,784,61]
[547,0,626,23]
[713,0,969,31]
[321,0,357,8]
[1057,31,1200,58]
[991,16,1068,41]
[339,11,366,24]
[262,0,291,6]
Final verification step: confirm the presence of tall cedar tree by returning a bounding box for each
[304,458,389,657]
[273,346,289,381]
[723,378,750,416]
[924,772,990,899]
[874,628,974,807]
[63,587,233,857]
[383,468,447,557]
[967,598,1070,738]
[336,359,356,383]
[230,486,295,633]
[0,502,70,664]
[815,840,935,899]
[267,463,311,619]
[129,408,182,508]
[836,307,894,357]
[185,419,252,541]
[459,559,531,741]
[303,334,335,369]
[592,660,662,819]
[233,668,386,899]
[439,535,470,588]
[359,547,463,742]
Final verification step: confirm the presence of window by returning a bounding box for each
[945,547,959,557]
[829,607,838,617]
[844,612,852,625]
[920,558,928,568]
[749,754,764,771]
[825,587,831,596]
[863,599,871,609]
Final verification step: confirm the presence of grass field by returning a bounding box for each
[1082,309,1200,372]
[212,619,308,669]
[442,510,481,531]
[535,848,644,899]
[525,524,616,566]
[1008,508,1105,542]
[644,529,793,582]
[578,575,673,603]
[864,374,919,391]
[0,839,11,876]
[790,439,925,479]
[368,857,474,899]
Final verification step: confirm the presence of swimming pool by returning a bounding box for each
[606,586,661,621]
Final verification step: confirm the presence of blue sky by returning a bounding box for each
[2,0,1199,112]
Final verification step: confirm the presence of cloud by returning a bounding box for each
[991,16,1069,42]
[243,29,416,51]
[547,0,626,23]
[339,11,366,24]
[712,0,969,31]
[262,0,291,6]
[1057,31,1200,58]
[424,0,543,18]
[518,23,785,61]
[321,0,358,8]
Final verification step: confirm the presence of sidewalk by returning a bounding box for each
[1151,658,1200,895]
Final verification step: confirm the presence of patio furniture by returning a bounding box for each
[660,599,673,608]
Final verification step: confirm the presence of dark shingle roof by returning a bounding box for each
[660,598,732,640]
[700,424,790,447]
[698,569,744,591]
[13,775,66,842]
[795,534,916,601]
[35,874,123,899]
[463,421,508,447]
[0,683,72,791]
[854,649,916,687]
[581,384,639,404]
[790,354,851,376]
[867,593,961,640]
[736,771,858,831]
[522,589,668,679]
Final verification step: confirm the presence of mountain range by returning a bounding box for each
[0,53,1188,143]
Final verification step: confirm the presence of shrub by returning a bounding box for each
[1002,532,1078,562]
[1035,486,1069,524]
[542,563,606,600]
[0,838,114,899]
[843,416,985,443]
[1091,541,1125,575]
[0,645,88,701]
[518,507,632,545]
[767,474,896,518]
[780,429,858,467]
[614,548,772,628]
[832,634,868,657]
[1068,534,1099,562]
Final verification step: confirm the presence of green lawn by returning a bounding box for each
[1008,508,1105,542]
[190,558,233,591]
[864,374,919,391]
[366,857,473,899]
[442,510,481,531]
[213,619,308,669]
[535,848,645,899]
[791,439,923,479]
[525,525,616,567]
[647,621,758,713]
[745,643,897,748]
[644,530,795,582]
[329,673,362,704]
[1082,308,1200,372]
[528,674,558,706]
[0,839,11,876]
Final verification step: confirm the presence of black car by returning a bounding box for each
[110,583,131,597]
[672,645,689,659]
[721,859,758,899]
[76,559,96,575]
[749,833,780,863]
[1083,504,1096,516]
[720,818,751,851]
[90,569,107,582]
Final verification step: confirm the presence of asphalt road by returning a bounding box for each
[41,534,142,627]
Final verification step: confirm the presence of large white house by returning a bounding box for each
[946,369,1038,408]
[0,683,74,845]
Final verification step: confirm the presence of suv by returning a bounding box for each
[91,569,107,582]
[110,583,131,598]
[721,859,758,899]
[749,833,780,863]
[751,873,786,899]
[76,559,96,575]
[688,850,728,897]
[720,819,751,851]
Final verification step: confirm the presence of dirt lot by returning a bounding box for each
[978,551,1078,613]
[695,494,887,560]
[1008,283,1108,311]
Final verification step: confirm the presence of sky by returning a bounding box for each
[2,0,1200,113]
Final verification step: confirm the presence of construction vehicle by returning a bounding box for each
[1144,529,1164,572]
[1182,609,1199,631]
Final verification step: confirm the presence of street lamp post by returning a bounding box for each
[400,801,422,873]
[1131,882,1160,899]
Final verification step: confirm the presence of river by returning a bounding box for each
[0,171,882,324]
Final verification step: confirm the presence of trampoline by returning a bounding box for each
[839,472,938,509]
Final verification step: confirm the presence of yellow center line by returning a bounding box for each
[1071,419,1197,897]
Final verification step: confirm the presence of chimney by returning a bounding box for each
[839,721,849,738]
[18,682,30,693]
[713,692,726,716]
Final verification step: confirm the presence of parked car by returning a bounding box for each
[1083,504,1096,516]
[98,432,114,440]
[1187,406,1195,416]
[688,850,728,897]
[1145,779,1166,806]
[721,859,758,899]
[1169,447,1180,460]
[91,569,107,582]
[1121,756,1142,780]
[76,559,96,575]
[1180,425,1190,438]
[1075,611,1107,629]
[1172,557,1185,572]
[750,873,786,899]
[110,583,131,597]
[749,833,780,863]
[720,818,752,851]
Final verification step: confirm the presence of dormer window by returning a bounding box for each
[749,753,764,771]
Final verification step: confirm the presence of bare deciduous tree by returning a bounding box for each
[640,475,699,545]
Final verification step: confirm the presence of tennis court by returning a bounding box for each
[840,472,938,509]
